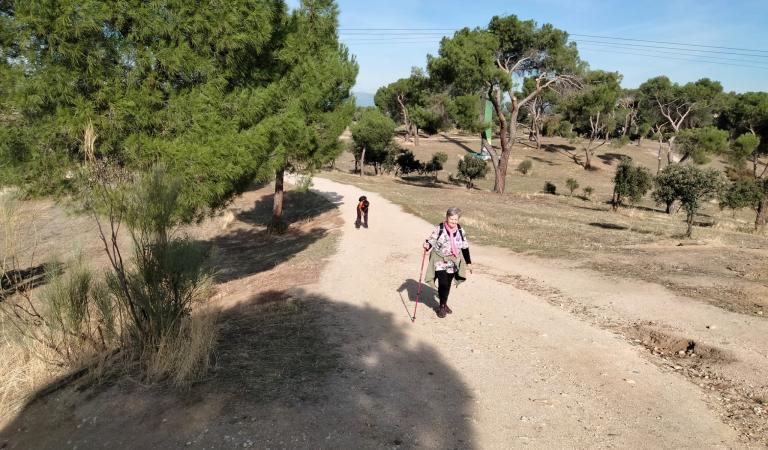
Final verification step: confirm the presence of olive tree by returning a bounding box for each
[654,165,725,237]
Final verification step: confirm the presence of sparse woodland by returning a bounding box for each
[1,1,768,447]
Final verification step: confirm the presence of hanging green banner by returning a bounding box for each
[483,99,493,142]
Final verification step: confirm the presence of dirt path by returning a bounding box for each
[302,176,754,449]
[2,178,764,449]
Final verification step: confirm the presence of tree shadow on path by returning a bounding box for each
[0,289,475,449]
[205,190,342,284]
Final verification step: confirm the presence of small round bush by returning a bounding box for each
[566,178,579,195]
[517,159,533,175]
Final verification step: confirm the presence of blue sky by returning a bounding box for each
[289,0,768,94]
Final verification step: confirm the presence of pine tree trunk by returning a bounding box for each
[397,95,412,142]
[756,198,767,230]
[686,211,694,237]
[271,166,287,233]
[360,147,365,177]
[584,143,593,170]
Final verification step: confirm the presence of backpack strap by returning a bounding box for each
[437,223,465,241]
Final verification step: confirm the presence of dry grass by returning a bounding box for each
[0,181,343,419]
[143,306,219,388]
[0,193,62,420]
[0,181,224,414]
[0,332,64,421]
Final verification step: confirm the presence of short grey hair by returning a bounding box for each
[446,207,462,218]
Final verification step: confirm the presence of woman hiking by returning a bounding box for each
[422,207,473,318]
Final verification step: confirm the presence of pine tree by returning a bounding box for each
[0,0,300,219]
[263,0,358,232]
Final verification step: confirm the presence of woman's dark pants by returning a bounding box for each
[435,270,456,306]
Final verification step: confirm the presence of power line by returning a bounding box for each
[573,41,768,66]
[343,38,768,69]
[341,35,768,65]
[343,37,443,43]
[340,28,456,31]
[578,46,768,71]
[340,31,448,36]
[574,39,768,59]
[344,41,443,46]
[338,27,768,54]
[338,28,768,71]
[571,33,768,54]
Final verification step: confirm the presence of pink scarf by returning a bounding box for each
[443,221,460,257]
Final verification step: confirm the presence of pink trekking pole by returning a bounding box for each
[412,249,428,322]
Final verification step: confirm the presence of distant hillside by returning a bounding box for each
[353,92,375,107]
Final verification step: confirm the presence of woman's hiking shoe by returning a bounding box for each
[437,305,447,318]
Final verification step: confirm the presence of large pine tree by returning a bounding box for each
[0,0,354,222]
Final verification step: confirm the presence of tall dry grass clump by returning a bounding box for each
[0,164,219,416]
[9,256,121,367]
[84,163,219,386]
[0,336,61,417]
[143,306,218,387]
[0,193,68,416]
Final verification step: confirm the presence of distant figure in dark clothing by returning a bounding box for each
[356,195,370,228]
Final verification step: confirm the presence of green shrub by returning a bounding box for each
[566,178,579,196]
[612,157,652,210]
[611,135,631,148]
[38,257,117,367]
[457,157,489,189]
[542,117,561,137]
[101,166,215,348]
[424,152,449,180]
[395,149,423,176]
[295,176,314,192]
[583,186,594,199]
[517,159,533,175]
[720,178,764,212]
[653,164,725,236]
[83,164,216,384]
[557,120,575,138]
[675,126,729,165]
